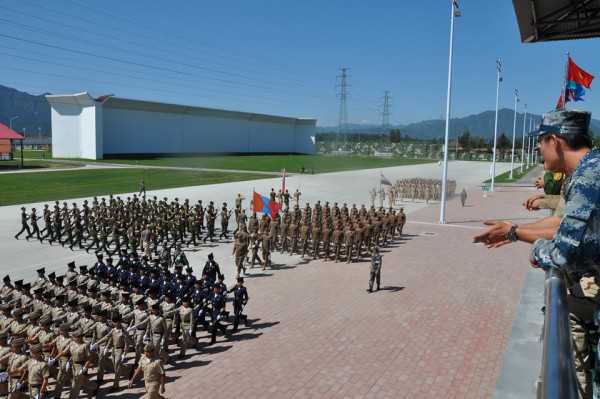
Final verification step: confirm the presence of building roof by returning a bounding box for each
[0,123,24,140]
[46,92,317,125]
[513,0,600,42]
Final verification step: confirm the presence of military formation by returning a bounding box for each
[377,178,457,205]
[231,200,406,278]
[14,194,241,256]
[0,249,249,398]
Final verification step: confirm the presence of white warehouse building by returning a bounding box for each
[46,92,317,160]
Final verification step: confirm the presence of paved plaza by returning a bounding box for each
[0,160,546,399]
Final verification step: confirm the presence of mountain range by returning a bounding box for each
[318,109,600,140]
[1,84,599,140]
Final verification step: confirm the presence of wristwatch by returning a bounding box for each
[507,224,518,242]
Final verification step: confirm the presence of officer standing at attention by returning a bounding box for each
[367,246,383,293]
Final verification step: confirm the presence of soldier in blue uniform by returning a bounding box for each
[202,253,222,285]
[210,285,229,345]
[230,277,249,332]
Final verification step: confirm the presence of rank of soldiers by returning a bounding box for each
[231,200,407,278]
[369,178,457,207]
[14,194,239,257]
[0,251,249,398]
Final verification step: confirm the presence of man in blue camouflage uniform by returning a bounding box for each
[474,109,599,398]
[529,111,600,399]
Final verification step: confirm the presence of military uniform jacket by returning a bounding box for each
[69,341,89,364]
[370,255,382,273]
[27,358,49,386]
[178,306,195,328]
[110,328,128,349]
[7,352,28,377]
[140,356,164,383]
[160,302,176,320]
[147,315,166,336]
[55,336,71,361]
[0,346,9,372]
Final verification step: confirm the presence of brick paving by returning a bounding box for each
[99,185,539,399]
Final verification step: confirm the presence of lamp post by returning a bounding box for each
[491,58,502,192]
[509,89,518,179]
[439,0,461,225]
[9,116,19,130]
[520,103,527,172]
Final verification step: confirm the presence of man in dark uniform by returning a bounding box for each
[230,277,249,332]
[14,207,31,240]
[368,246,383,292]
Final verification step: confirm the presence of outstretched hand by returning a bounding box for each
[473,220,512,248]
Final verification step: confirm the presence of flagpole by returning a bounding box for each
[520,103,527,172]
[509,89,518,179]
[561,52,570,110]
[491,58,502,193]
[439,0,460,225]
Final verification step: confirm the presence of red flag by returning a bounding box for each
[556,92,565,110]
[567,57,594,88]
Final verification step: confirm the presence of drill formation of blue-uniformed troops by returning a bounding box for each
[0,249,249,398]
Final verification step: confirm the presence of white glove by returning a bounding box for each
[143,335,150,344]
[65,361,71,372]
[0,372,7,383]
[34,394,41,399]
[126,326,135,333]
[188,329,192,336]
[81,366,88,376]
[102,346,109,356]
[89,343,97,352]
[14,382,22,391]
[47,357,56,366]
[120,353,126,364]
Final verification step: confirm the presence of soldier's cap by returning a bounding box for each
[36,267,45,275]
[94,308,105,317]
[20,206,25,210]
[82,304,92,313]
[135,298,146,306]
[120,291,130,297]
[39,314,52,326]
[2,275,10,284]
[237,277,244,283]
[77,281,89,289]
[151,303,160,310]
[59,323,71,332]
[185,267,193,273]
[79,265,88,273]
[68,299,78,307]
[208,253,214,259]
[14,280,23,287]
[144,343,155,353]
[0,304,11,312]
[101,290,111,298]
[538,110,592,139]
[88,284,99,293]
[30,343,43,353]
[33,287,44,295]
[174,264,183,270]
[22,283,31,291]
[67,279,77,287]
[70,329,83,338]
[107,257,113,262]
[0,331,7,340]
[48,272,56,280]
[55,294,65,301]
[67,261,76,269]
[111,312,122,322]
[11,337,24,347]
[181,295,190,303]
[95,252,103,257]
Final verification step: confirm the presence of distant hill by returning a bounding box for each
[318,108,600,140]
[0,85,51,136]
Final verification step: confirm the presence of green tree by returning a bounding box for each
[458,129,471,149]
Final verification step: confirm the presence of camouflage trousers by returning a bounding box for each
[567,294,596,399]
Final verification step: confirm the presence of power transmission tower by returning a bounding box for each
[381,90,391,129]
[336,67,349,149]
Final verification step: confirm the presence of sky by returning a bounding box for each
[0,0,599,127]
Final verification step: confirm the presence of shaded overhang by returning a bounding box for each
[513,0,600,42]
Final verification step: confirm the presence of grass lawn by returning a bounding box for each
[0,168,267,206]
[14,150,53,159]
[0,160,78,171]
[97,154,434,173]
[483,165,538,184]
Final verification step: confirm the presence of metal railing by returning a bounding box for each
[538,268,578,399]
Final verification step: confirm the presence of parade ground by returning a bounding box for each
[0,160,543,398]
